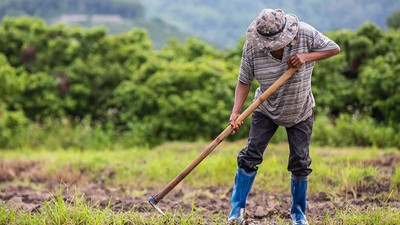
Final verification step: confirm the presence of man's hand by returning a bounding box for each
[229,112,243,134]
[287,53,308,68]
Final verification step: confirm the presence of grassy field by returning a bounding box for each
[1,140,400,224]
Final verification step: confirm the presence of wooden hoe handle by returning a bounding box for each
[148,67,299,213]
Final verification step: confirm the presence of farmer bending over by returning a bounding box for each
[228,9,340,225]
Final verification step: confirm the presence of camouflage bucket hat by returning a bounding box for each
[246,9,299,51]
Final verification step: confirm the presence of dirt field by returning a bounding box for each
[1,153,400,224]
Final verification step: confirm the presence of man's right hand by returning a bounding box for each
[229,112,243,134]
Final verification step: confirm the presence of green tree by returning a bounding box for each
[0,54,28,147]
[0,54,24,104]
[358,55,400,124]
[110,38,238,144]
[357,29,400,124]
[387,8,400,29]
[65,29,152,121]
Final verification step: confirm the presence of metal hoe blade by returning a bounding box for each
[148,196,165,216]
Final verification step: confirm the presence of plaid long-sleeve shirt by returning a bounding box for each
[238,22,339,127]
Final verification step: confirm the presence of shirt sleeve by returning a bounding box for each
[311,26,339,52]
[238,42,255,85]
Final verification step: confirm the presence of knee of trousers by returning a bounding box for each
[288,158,312,177]
[237,146,263,172]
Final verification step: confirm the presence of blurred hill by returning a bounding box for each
[143,0,400,48]
[1,0,400,48]
[0,0,189,49]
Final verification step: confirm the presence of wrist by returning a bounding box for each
[302,53,312,63]
[231,110,241,115]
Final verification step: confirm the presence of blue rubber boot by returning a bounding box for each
[228,167,256,224]
[290,174,309,225]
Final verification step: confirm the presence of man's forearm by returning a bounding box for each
[305,48,340,62]
[232,81,251,114]
[287,48,340,68]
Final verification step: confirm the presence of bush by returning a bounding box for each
[312,113,398,148]
[0,105,28,148]
[358,52,400,125]
[4,117,122,150]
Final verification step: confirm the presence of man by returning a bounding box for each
[228,9,340,225]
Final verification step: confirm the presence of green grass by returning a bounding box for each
[323,206,400,225]
[0,193,223,225]
[393,167,400,189]
[1,196,398,225]
[0,141,398,194]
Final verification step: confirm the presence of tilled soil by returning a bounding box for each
[1,154,400,224]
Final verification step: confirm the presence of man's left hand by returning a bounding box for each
[287,53,308,68]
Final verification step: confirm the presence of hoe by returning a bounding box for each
[148,67,299,215]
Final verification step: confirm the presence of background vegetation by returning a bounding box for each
[0,13,400,149]
[1,2,400,149]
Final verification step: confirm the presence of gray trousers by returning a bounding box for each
[237,111,313,176]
